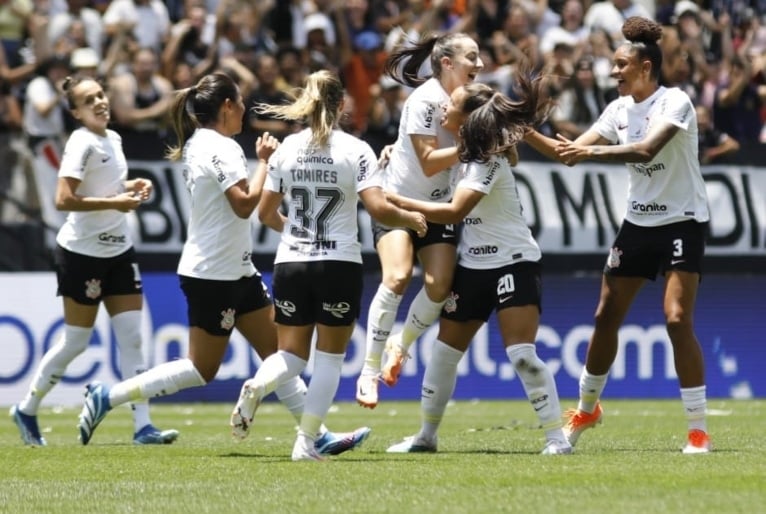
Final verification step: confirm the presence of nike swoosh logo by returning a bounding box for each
[102,157,110,163]
[499,296,512,303]
[618,124,628,130]
[671,259,685,266]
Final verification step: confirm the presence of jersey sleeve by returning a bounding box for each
[355,143,382,193]
[457,160,496,196]
[592,99,620,143]
[264,143,286,194]
[58,130,92,180]
[657,89,694,131]
[403,96,441,137]
[211,139,248,193]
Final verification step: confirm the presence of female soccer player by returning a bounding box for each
[357,32,484,409]
[77,72,372,455]
[11,76,178,446]
[229,70,426,461]
[525,16,712,453]
[384,78,573,455]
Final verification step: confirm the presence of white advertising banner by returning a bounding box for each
[125,160,766,256]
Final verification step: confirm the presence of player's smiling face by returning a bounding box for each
[71,80,111,136]
[442,36,483,92]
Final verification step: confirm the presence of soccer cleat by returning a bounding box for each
[386,434,437,453]
[78,382,112,445]
[315,426,372,456]
[541,439,574,455]
[133,424,180,445]
[381,336,410,387]
[682,429,711,454]
[230,379,263,441]
[10,404,47,447]
[562,402,603,446]
[292,435,326,462]
[355,374,380,409]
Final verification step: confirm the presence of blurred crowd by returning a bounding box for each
[0,0,761,225]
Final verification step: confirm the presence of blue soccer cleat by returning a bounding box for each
[10,404,47,447]
[78,382,112,445]
[315,426,372,456]
[133,424,180,445]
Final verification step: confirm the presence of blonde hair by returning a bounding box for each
[253,70,344,148]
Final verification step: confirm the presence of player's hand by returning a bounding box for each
[256,131,279,162]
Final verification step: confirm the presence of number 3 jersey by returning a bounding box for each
[457,155,540,270]
[265,128,382,264]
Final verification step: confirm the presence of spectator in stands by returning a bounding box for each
[550,56,612,140]
[525,16,712,455]
[102,0,171,54]
[11,75,179,447]
[243,52,297,143]
[161,0,214,82]
[343,30,388,135]
[23,55,69,154]
[0,76,22,222]
[540,0,589,57]
[48,0,103,59]
[365,75,404,155]
[230,70,425,461]
[384,78,572,455]
[584,0,650,44]
[0,0,33,67]
[356,32,483,409]
[713,54,766,143]
[275,45,307,91]
[501,3,542,70]
[77,72,373,457]
[696,103,740,163]
[108,47,174,156]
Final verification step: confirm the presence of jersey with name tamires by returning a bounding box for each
[265,128,381,264]
[456,154,541,270]
[177,128,256,280]
[56,127,132,257]
[383,77,457,204]
[593,86,709,227]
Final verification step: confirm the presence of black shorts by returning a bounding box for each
[54,245,142,305]
[604,220,707,280]
[179,272,272,336]
[441,261,542,323]
[272,260,363,326]
[371,218,459,252]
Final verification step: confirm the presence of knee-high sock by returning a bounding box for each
[274,375,307,424]
[363,284,402,375]
[681,385,707,432]
[399,286,445,351]
[298,350,344,441]
[577,369,609,414]
[419,340,464,441]
[506,343,565,440]
[19,325,93,414]
[251,350,307,400]
[111,311,151,431]
[109,358,206,407]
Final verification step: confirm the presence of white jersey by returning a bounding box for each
[265,128,381,264]
[177,128,256,280]
[56,127,132,257]
[593,86,710,227]
[457,155,541,270]
[384,77,457,204]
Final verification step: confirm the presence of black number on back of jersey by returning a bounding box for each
[289,186,344,240]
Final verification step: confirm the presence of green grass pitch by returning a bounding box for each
[1,399,764,514]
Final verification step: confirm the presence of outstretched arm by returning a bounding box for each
[387,186,484,225]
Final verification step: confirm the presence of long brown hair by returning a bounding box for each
[384,32,475,88]
[166,72,239,161]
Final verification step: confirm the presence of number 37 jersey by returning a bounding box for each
[265,128,381,264]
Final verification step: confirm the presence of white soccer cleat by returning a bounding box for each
[541,439,573,455]
[355,374,380,409]
[230,380,263,441]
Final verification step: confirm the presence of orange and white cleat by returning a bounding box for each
[682,429,712,454]
[381,337,410,387]
[562,402,603,446]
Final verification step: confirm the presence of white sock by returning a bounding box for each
[109,358,206,407]
[250,350,307,400]
[577,369,609,413]
[299,350,344,439]
[400,286,445,351]
[363,284,402,375]
[112,311,152,431]
[506,344,565,441]
[419,340,463,441]
[19,325,92,415]
[274,375,308,424]
[681,385,707,432]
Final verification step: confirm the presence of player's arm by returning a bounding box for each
[411,133,459,177]
[386,186,484,225]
